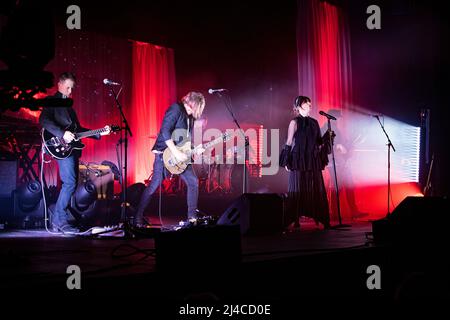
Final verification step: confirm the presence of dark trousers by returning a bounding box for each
[136,153,199,220]
[54,154,79,226]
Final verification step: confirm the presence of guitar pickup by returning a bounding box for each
[50,137,62,147]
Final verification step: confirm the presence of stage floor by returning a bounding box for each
[0,219,374,294]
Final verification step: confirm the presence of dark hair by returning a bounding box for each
[294,95,311,108]
[58,72,76,83]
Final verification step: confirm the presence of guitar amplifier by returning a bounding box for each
[79,164,114,200]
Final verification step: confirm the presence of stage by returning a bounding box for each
[1,0,449,308]
[0,218,396,299]
[1,201,449,306]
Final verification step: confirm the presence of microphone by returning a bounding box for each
[319,110,337,120]
[208,88,227,94]
[103,78,121,86]
[372,114,383,118]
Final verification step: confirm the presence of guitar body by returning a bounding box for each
[41,124,119,160]
[162,133,231,175]
[41,129,85,159]
[163,141,192,175]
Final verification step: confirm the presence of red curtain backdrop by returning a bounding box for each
[129,41,177,184]
[43,30,176,186]
[297,0,352,118]
[297,0,354,220]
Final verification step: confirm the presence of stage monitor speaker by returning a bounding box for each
[155,224,241,272]
[0,160,17,197]
[372,196,449,246]
[69,198,121,228]
[217,193,284,235]
[12,180,45,228]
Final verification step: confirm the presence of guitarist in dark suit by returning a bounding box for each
[39,72,109,233]
[134,91,206,227]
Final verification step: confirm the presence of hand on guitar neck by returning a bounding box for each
[63,125,112,143]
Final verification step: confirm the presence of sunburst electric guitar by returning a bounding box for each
[163,132,231,175]
[42,125,120,159]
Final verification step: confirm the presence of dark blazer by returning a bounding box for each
[39,91,99,139]
[152,102,193,152]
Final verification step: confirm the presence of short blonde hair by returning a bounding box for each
[182,91,205,119]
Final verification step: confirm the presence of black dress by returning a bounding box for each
[280,115,332,227]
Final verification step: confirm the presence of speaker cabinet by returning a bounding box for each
[372,196,449,246]
[217,193,284,235]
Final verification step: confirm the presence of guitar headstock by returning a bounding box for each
[110,125,121,133]
[100,125,121,136]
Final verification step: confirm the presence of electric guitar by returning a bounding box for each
[163,132,231,175]
[42,125,120,159]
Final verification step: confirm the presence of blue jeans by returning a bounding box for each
[136,153,199,220]
[54,154,79,226]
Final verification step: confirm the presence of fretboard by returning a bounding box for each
[75,127,108,139]
[188,135,227,155]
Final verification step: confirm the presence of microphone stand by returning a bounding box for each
[215,92,249,194]
[374,115,396,217]
[109,86,133,236]
[326,117,351,229]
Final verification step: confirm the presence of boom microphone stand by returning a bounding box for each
[321,112,351,229]
[213,91,249,194]
[109,86,133,236]
[374,115,395,217]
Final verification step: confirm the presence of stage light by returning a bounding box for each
[73,181,97,212]
[319,107,423,219]
[16,180,42,213]
[13,180,45,228]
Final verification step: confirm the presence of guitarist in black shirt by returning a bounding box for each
[39,72,110,233]
[134,91,206,227]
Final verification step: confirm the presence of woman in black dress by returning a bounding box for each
[280,96,333,229]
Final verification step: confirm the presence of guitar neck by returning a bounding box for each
[187,135,226,155]
[75,127,107,139]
